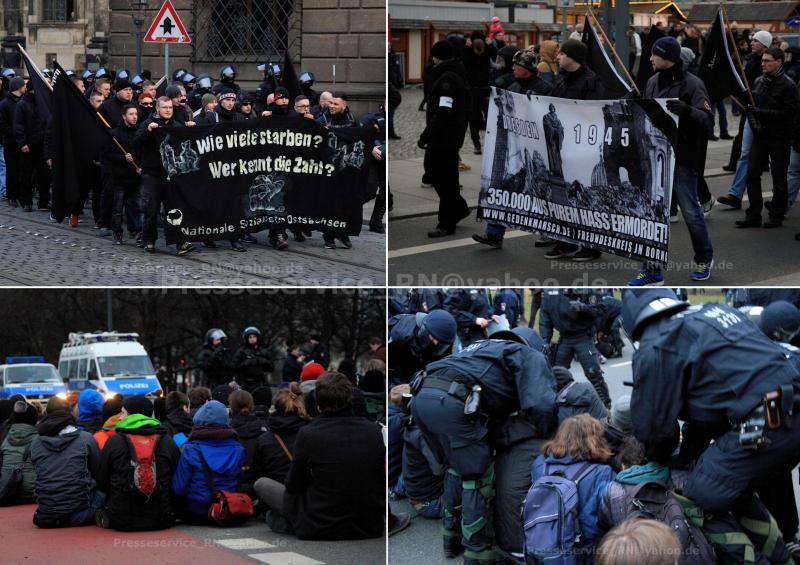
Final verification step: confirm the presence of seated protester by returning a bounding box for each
[75,389,104,433]
[188,386,212,418]
[0,400,39,503]
[163,391,193,449]
[603,395,633,468]
[387,384,409,495]
[0,394,26,444]
[251,386,272,427]
[229,390,267,499]
[597,519,681,565]
[94,396,124,450]
[300,362,326,419]
[554,366,609,425]
[95,396,181,531]
[30,397,104,528]
[212,383,236,406]
[358,359,386,424]
[254,382,310,484]
[261,87,291,117]
[171,400,245,524]
[253,372,384,540]
[529,414,616,561]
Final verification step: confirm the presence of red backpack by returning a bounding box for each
[123,434,161,498]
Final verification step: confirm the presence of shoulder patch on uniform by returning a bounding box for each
[439,96,454,109]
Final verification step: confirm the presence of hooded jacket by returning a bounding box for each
[163,408,194,448]
[0,422,38,499]
[537,41,560,80]
[94,413,123,450]
[597,461,671,532]
[97,414,181,530]
[30,411,101,518]
[255,413,308,484]
[283,410,384,540]
[556,381,609,425]
[76,391,104,434]
[419,57,469,150]
[171,432,245,517]
[14,91,46,147]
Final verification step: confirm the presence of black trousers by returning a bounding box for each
[745,139,790,221]
[468,87,490,149]
[111,182,142,236]
[99,158,114,228]
[75,163,103,219]
[141,174,178,246]
[424,144,469,231]
[18,143,51,207]
[3,142,21,202]
[369,170,386,227]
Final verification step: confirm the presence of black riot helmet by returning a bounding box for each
[220,65,236,82]
[181,71,196,88]
[81,69,95,81]
[205,328,227,344]
[116,68,130,81]
[622,289,689,342]
[172,68,187,82]
[195,74,213,90]
[131,74,145,88]
[299,71,315,88]
[2,68,16,80]
[242,326,262,343]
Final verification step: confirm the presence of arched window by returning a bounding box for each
[656,152,665,189]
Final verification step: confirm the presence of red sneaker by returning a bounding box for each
[69,214,78,227]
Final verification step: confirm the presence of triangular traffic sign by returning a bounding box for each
[143,0,191,43]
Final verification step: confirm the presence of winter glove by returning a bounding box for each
[666,99,691,117]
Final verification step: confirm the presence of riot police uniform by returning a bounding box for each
[197,328,232,388]
[408,288,446,314]
[187,75,214,112]
[539,289,611,408]
[232,326,274,391]
[411,327,557,564]
[623,289,800,563]
[255,63,281,114]
[388,310,456,387]
[443,289,491,348]
[211,65,241,96]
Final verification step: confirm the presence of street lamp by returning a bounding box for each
[130,0,148,74]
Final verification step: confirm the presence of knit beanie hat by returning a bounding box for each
[193,400,229,426]
[114,77,132,91]
[652,36,681,63]
[431,40,455,61]
[13,401,38,426]
[122,394,154,417]
[301,362,326,382]
[752,30,773,49]
[560,39,587,65]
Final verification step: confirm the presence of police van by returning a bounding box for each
[0,356,68,403]
[58,332,163,400]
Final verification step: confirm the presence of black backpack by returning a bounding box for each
[621,480,716,565]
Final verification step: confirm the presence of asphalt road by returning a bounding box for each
[2,503,385,565]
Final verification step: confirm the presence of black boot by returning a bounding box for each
[443,537,464,559]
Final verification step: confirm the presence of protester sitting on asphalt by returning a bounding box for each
[74,389,105,434]
[251,385,273,427]
[93,396,124,450]
[597,519,681,565]
[162,391,194,449]
[0,400,39,504]
[188,386,211,418]
[358,359,386,424]
[253,372,385,540]
[254,382,310,484]
[30,396,105,528]
[603,395,634,470]
[229,389,267,500]
[171,400,245,524]
[95,395,181,531]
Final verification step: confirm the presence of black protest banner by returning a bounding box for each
[581,15,632,98]
[698,7,747,103]
[158,116,373,240]
[51,61,113,222]
[478,88,678,263]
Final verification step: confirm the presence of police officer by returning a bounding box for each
[411,326,557,564]
[623,288,800,563]
[299,71,320,106]
[81,69,95,96]
[444,289,491,348]
[197,328,232,389]
[232,326,274,392]
[408,288,446,314]
[417,40,470,238]
[539,288,611,408]
[255,63,281,114]
[388,309,457,387]
[212,65,240,96]
[187,74,213,112]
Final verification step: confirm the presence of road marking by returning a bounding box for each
[248,552,325,565]
[610,361,632,368]
[215,538,277,550]
[389,230,532,258]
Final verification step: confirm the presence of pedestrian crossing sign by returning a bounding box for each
[143,0,191,43]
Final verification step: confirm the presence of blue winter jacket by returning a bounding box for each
[530,455,616,544]
[171,437,245,516]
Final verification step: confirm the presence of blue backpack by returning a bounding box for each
[523,461,597,562]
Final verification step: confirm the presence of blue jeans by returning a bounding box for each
[728,120,753,199]
[645,165,713,272]
[486,223,506,238]
[788,148,800,209]
[711,100,728,135]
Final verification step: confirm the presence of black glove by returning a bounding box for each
[666,99,691,117]
[417,137,428,150]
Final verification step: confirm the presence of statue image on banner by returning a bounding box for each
[542,104,564,178]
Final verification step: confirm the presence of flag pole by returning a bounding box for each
[719,1,756,109]
[17,43,53,92]
[94,111,141,170]
[587,9,640,96]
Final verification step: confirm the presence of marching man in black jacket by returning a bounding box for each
[107,104,142,245]
[0,77,24,208]
[418,40,471,238]
[14,82,50,212]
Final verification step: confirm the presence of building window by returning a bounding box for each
[192,0,301,62]
[42,0,77,22]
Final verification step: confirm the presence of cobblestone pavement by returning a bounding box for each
[0,206,385,286]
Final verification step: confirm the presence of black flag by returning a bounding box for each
[636,24,666,92]
[283,50,302,101]
[155,75,167,98]
[19,46,52,121]
[51,61,113,222]
[698,7,747,102]
[581,15,632,98]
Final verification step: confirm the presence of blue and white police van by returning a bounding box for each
[58,332,163,400]
[0,356,68,403]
